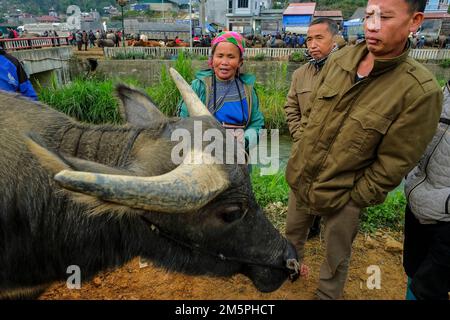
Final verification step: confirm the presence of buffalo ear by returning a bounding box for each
[116,84,166,127]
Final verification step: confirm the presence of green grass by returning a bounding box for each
[440,59,450,69]
[251,168,289,208]
[146,51,195,117]
[251,167,406,233]
[360,190,406,233]
[37,76,123,124]
[255,63,290,132]
[113,52,153,60]
[289,51,306,63]
[251,53,266,61]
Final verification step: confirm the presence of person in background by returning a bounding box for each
[177,31,264,153]
[82,30,88,51]
[285,18,346,265]
[403,79,450,300]
[75,30,83,51]
[0,44,38,100]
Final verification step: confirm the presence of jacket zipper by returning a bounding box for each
[446,194,450,215]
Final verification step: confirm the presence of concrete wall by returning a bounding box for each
[11,47,73,88]
[92,59,449,87]
[93,59,297,87]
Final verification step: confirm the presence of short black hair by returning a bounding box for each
[309,18,339,36]
[404,0,427,13]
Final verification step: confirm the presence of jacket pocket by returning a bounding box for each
[348,107,393,155]
[309,83,339,125]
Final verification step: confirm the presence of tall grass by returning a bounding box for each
[38,77,123,124]
[255,63,290,132]
[251,168,289,208]
[146,51,195,116]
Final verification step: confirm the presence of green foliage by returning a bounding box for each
[7,0,117,15]
[438,78,447,87]
[251,168,407,233]
[289,51,306,63]
[255,63,289,132]
[440,59,450,69]
[251,167,289,208]
[360,190,407,233]
[146,51,195,116]
[37,76,123,125]
[251,53,266,61]
[318,0,367,19]
[113,52,152,60]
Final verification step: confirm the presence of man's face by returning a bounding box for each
[365,0,424,58]
[306,23,335,60]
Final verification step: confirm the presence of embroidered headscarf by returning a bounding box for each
[211,31,246,56]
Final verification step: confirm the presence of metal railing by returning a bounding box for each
[104,46,450,61]
[3,41,448,62]
[0,37,72,51]
[103,46,307,59]
[409,49,450,61]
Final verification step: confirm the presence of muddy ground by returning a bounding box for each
[39,230,406,300]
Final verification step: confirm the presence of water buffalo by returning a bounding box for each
[0,69,299,299]
[96,39,115,48]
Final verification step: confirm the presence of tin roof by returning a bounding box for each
[283,3,316,16]
[314,10,343,18]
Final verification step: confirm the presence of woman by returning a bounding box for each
[177,31,264,152]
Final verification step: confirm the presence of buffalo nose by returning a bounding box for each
[284,242,300,282]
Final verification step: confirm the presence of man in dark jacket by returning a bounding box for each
[0,46,37,100]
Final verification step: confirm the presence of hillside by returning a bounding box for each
[316,0,367,19]
[2,0,116,16]
[3,0,366,19]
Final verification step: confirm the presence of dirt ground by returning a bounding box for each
[39,230,407,300]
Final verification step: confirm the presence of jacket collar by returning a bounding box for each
[335,40,411,76]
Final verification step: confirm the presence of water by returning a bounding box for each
[254,134,292,174]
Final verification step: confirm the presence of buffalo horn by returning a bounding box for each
[54,151,229,213]
[169,68,212,117]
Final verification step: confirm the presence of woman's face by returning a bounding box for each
[211,42,242,81]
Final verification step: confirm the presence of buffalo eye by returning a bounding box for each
[218,205,248,224]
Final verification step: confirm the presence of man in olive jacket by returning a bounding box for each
[285,18,345,257]
[285,0,443,299]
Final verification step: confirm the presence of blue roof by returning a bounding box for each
[168,0,192,5]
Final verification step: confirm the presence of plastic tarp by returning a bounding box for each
[282,15,311,27]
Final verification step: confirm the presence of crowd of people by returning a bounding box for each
[71,29,122,51]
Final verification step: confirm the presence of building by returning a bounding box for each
[205,0,228,29]
[282,2,316,34]
[255,8,284,35]
[130,0,191,13]
[314,10,343,30]
[423,0,450,37]
[36,16,61,23]
[226,0,272,35]
[425,0,449,12]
